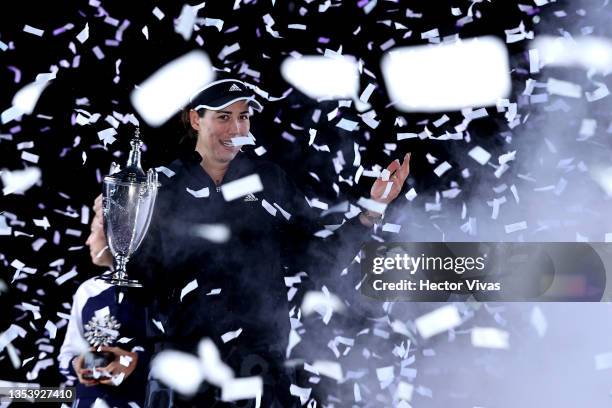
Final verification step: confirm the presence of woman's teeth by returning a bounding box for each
[221,140,234,147]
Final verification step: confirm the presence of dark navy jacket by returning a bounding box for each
[129,151,368,359]
[58,277,150,406]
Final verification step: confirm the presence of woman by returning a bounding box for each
[89,77,410,407]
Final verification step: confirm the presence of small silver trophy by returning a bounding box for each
[98,127,158,288]
[82,314,121,378]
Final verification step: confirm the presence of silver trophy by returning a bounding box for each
[82,314,121,378]
[98,128,158,288]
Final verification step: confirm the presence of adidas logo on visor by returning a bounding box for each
[228,84,242,92]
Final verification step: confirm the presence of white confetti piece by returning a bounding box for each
[155,166,176,178]
[119,355,133,367]
[360,110,380,129]
[286,329,301,359]
[203,18,224,31]
[312,360,343,382]
[578,118,597,139]
[220,174,263,201]
[301,290,345,321]
[111,371,126,386]
[382,223,401,233]
[0,324,27,353]
[395,381,414,402]
[218,42,241,60]
[221,328,243,343]
[55,268,78,285]
[380,181,393,200]
[532,35,612,75]
[397,132,418,140]
[192,224,230,243]
[131,50,214,127]
[586,82,610,102]
[510,184,519,203]
[415,305,462,339]
[468,146,491,165]
[77,23,89,43]
[0,216,12,236]
[12,79,52,116]
[1,167,41,195]
[290,384,311,405]
[314,229,333,238]
[150,350,204,395]
[92,398,110,408]
[98,128,117,146]
[595,352,612,370]
[221,376,262,403]
[405,188,417,201]
[359,83,376,103]
[471,327,509,349]
[356,197,387,214]
[281,55,359,100]
[33,217,50,229]
[1,106,24,124]
[198,338,234,387]
[23,25,44,37]
[254,146,267,156]
[175,4,198,40]
[530,306,547,337]
[376,366,394,382]
[336,118,359,131]
[591,166,612,196]
[547,78,582,98]
[504,221,527,233]
[504,21,533,44]
[230,135,255,146]
[44,321,57,339]
[180,279,198,301]
[380,38,396,52]
[381,36,510,111]
[21,151,39,164]
[529,48,540,73]
[152,7,165,20]
[433,161,452,177]
[186,186,209,198]
[207,288,221,295]
[6,344,20,369]
[288,24,306,30]
[433,114,450,127]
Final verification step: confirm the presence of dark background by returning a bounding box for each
[2,0,595,404]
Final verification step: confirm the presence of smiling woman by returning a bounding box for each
[83,76,411,407]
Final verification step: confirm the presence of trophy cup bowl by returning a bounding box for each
[100,170,157,287]
[98,133,158,288]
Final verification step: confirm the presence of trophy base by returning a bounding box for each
[82,351,115,379]
[97,274,142,288]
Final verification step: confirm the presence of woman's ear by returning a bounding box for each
[189,110,201,131]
